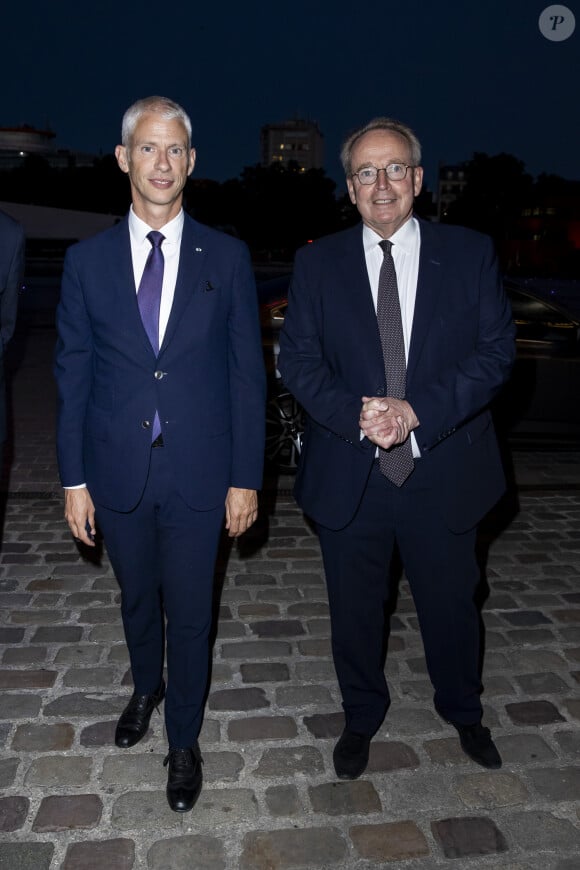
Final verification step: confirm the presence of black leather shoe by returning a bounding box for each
[333,728,371,779]
[164,744,203,813]
[455,722,502,769]
[114,680,165,748]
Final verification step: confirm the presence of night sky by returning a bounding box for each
[3,0,578,191]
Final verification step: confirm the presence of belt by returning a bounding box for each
[151,433,164,448]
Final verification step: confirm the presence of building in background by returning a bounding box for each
[0,124,96,170]
[436,162,468,221]
[261,119,324,172]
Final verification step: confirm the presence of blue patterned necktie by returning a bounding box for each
[137,231,164,441]
[376,240,414,486]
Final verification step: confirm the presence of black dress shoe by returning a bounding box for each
[454,722,502,769]
[114,680,165,748]
[333,728,371,780]
[164,744,203,813]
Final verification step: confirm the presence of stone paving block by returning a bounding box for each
[80,720,119,746]
[25,755,93,787]
[216,621,247,639]
[249,619,305,638]
[238,603,279,617]
[367,741,420,772]
[502,610,552,627]
[0,757,19,788]
[255,746,325,777]
[527,766,580,801]
[309,780,381,815]
[506,628,556,646]
[506,700,565,725]
[255,588,298,602]
[431,815,508,858]
[101,754,165,787]
[210,663,233,683]
[233,572,277,586]
[554,729,580,757]
[12,722,74,751]
[199,718,220,744]
[454,772,529,807]
[0,626,25,642]
[240,662,289,683]
[553,608,580,624]
[296,661,337,682]
[208,687,269,711]
[496,733,556,763]
[65,591,114,606]
[3,645,47,665]
[0,667,56,688]
[399,679,433,700]
[303,712,344,738]
[27,576,80,591]
[565,699,580,720]
[350,820,430,862]
[108,645,130,664]
[515,672,571,695]
[240,827,347,869]
[0,692,41,719]
[287,602,329,617]
[220,640,291,659]
[32,794,102,831]
[63,666,117,687]
[31,625,83,643]
[507,810,580,852]
[204,751,244,782]
[509,649,568,670]
[54,644,104,664]
[0,843,54,870]
[384,706,443,735]
[44,691,123,717]
[265,784,302,817]
[90,624,125,642]
[281,571,323,586]
[147,835,226,870]
[0,795,29,832]
[228,716,297,741]
[276,684,333,707]
[424,737,468,766]
[61,838,134,870]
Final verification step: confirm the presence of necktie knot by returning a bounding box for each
[379,239,393,256]
[147,230,165,249]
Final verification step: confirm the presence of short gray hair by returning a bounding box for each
[341,117,422,176]
[121,96,192,148]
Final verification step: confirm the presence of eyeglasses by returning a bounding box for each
[352,163,415,184]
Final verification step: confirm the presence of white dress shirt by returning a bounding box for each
[362,216,422,457]
[128,206,184,346]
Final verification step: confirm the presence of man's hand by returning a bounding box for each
[64,488,96,547]
[360,396,419,450]
[225,487,258,538]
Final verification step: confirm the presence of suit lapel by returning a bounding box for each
[110,218,156,357]
[406,218,443,384]
[159,215,207,353]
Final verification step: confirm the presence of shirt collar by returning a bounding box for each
[363,215,419,256]
[128,206,184,247]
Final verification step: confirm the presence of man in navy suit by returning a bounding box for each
[279,118,515,779]
[0,209,24,459]
[55,97,265,812]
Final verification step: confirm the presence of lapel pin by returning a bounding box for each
[195,247,203,252]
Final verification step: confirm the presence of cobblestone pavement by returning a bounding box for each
[0,327,579,869]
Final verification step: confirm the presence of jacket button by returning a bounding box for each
[141,420,151,429]
[154,370,165,380]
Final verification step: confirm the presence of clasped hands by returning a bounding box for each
[359,396,419,450]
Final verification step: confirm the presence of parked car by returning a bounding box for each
[259,275,580,470]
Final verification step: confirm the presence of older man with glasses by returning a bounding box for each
[279,117,515,779]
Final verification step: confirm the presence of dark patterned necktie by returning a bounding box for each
[137,230,164,441]
[376,239,414,486]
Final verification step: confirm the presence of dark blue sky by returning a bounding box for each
[2,0,578,191]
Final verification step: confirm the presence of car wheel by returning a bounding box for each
[265,389,304,472]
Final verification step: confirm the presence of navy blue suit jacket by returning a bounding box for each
[0,210,24,443]
[278,218,516,532]
[55,213,266,512]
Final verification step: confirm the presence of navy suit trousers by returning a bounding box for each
[317,460,483,736]
[96,446,224,748]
